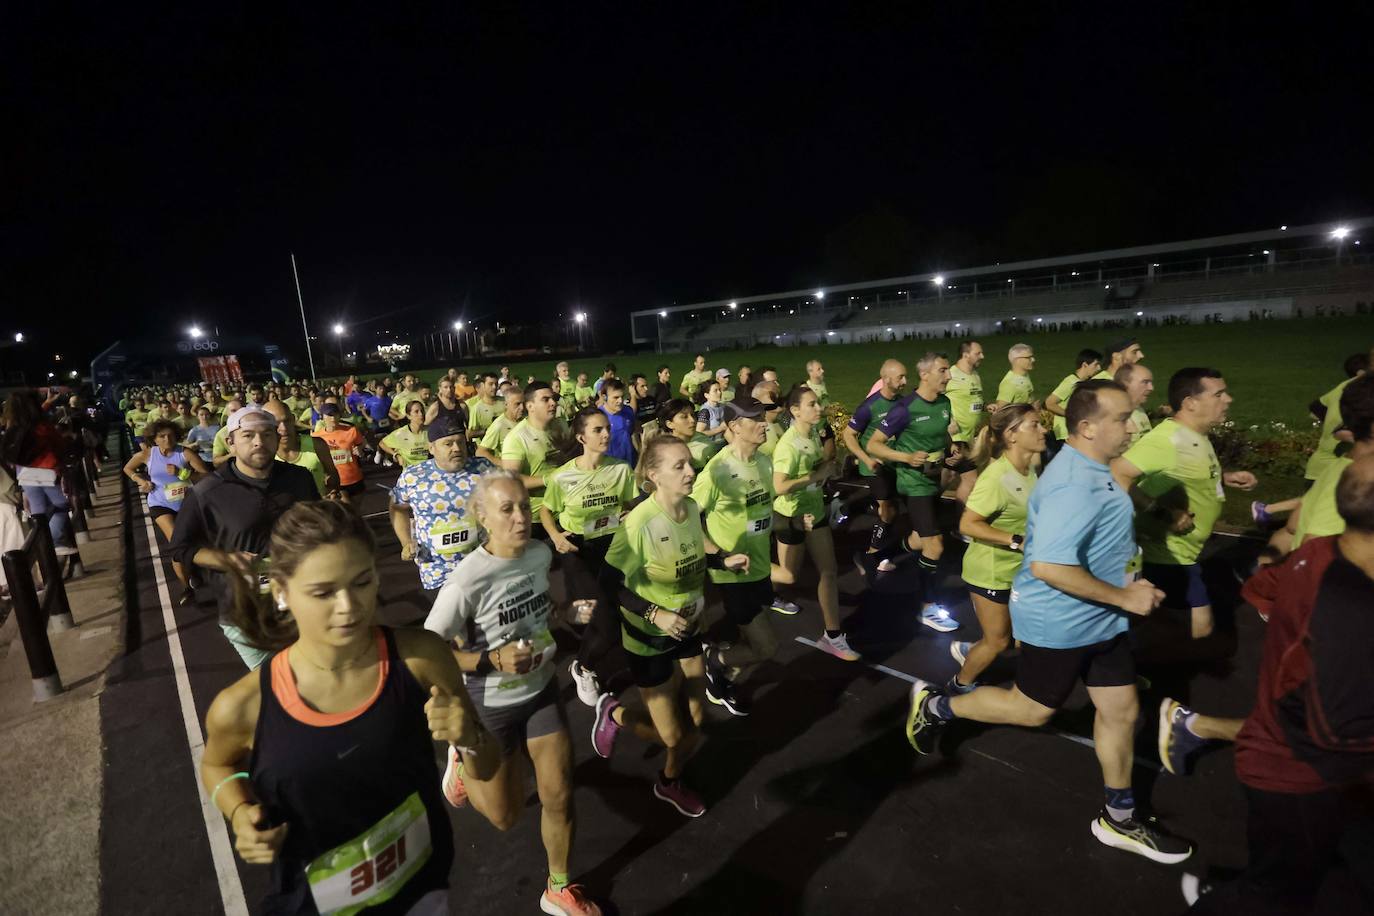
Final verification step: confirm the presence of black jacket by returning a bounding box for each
[169,460,320,618]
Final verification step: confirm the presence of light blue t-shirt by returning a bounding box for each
[185,425,220,461]
[1010,444,1138,649]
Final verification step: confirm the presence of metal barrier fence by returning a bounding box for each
[2,513,76,702]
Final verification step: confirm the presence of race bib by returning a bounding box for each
[1125,548,1143,583]
[746,515,772,536]
[583,513,620,537]
[428,519,475,558]
[163,480,188,504]
[970,402,984,413]
[306,791,432,916]
[331,448,353,466]
[672,596,707,626]
[491,628,556,695]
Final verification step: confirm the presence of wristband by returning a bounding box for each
[706,552,727,570]
[475,650,495,675]
[211,771,250,809]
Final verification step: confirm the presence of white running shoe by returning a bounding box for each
[819,632,861,661]
[569,660,601,707]
[950,640,972,665]
[920,604,959,633]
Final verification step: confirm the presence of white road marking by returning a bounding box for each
[140,511,249,915]
[793,636,1162,772]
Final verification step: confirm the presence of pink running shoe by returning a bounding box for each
[652,774,706,817]
[819,631,861,661]
[540,881,602,915]
[591,693,622,759]
[441,745,468,808]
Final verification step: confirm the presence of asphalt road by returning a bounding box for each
[99,455,1306,916]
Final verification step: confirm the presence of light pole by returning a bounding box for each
[657,310,667,354]
[932,275,944,304]
[575,312,587,351]
[453,321,464,359]
[333,324,345,366]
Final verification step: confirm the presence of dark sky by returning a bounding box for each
[6,5,1372,372]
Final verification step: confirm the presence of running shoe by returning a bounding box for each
[569,660,601,708]
[919,604,959,633]
[653,775,706,817]
[770,598,801,616]
[441,745,468,808]
[1250,500,1271,526]
[876,558,900,573]
[591,693,621,759]
[703,646,749,716]
[949,640,972,666]
[1090,810,1194,864]
[828,496,849,528]
[818,631,861,661]
[177,586,196,607]
[905,679,945,755]
[1180,874,1212,906]
[945,675,977,696]
[1158,697,1209,776]
[540,882,602,916]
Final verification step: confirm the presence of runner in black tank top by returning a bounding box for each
[249,627,451,914]
[200,501,495,916]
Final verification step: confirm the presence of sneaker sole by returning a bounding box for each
[949,642,968,666]
[539,892,585,916]
[569,661,599,708]
[905,682,929,752]
[1090,817,1193,865]
[819,642,860,662]
[1157,697,1181,775]
[591,694,618,759]
[920,616,959,633]
[770,605,800,616]
[653,784,706,818]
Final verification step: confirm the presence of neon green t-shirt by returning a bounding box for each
[1050,373,1083,440]
[605,495,708,657]
[772,425,825,518]
[691,447,774,584]
[805,379,830,408]
[961,456,1036,591]
[1129,408,1153,446]
[945,365,985,443]
[1304,378,1353,481]
[390,390,423,418]
[687,433,721,470]
[543,456,636,540]
[479,414,517,454]
[1292,455,1351,548]
[1123,418,1224,565]
[466,396,502,436]
[125,408,149,435]
[996,371,1035,405]
[680,369,713,400]
[500,419,557,512]
[212,426,230,459]
[758,421,783,457]
[382,425,433,467]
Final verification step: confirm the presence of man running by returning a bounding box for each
[598,377,637,465]
[1046,349,1103,455]
[679,353,712,400]
[945,340,987,483]
[906,381,1194,865]
[992,343,1037,409]
[1115,363,1155,446]
[390,415,493,604]
[841,359,907,565]
[476,389,526,463]
[864,353,960,632]
[169,407,319,668]
[1097,338,1145,380]
[803,360,829,409]
[1113,368,1259,640]
[464,372,502,443]
[501,381,563,524]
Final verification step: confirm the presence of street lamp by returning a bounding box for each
[814,290,825,301]
[656,310,667,354]
[333,324,346,365]
[13,332,22,343]
[574,312,587,351]
[189,326,203,338]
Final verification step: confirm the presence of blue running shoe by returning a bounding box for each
[770,599,801,616]
[949,640,973,666]
[919,604,959,633]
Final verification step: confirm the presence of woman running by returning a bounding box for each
[541,408,638,706]
[655,398,720,471]
[425,470,604,916]
[200,500,497,916]
[313,404,368,512]
[591,436,750,818]
[124,419,210,604]
[949,404,1045,691]
[381,400,433,468]
[769,385,860,661]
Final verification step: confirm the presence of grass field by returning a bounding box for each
[392,315,1371,529]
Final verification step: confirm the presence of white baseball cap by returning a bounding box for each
[225,406,278,435]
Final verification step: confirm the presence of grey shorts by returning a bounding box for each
[471,680,567,756]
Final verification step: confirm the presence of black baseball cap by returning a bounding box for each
[723,395,767,421]
[428,414,466,442]
[1105,337,1138,357]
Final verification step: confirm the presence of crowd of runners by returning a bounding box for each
[12,339,1367,914]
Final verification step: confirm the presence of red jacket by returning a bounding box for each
[1235,535,1374,794]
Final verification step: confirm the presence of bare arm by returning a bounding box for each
[959,508,1015,548]
[866,428,924,467]
[390,501,416,560]
[1030,561,1164,616]
[501,458,544,492]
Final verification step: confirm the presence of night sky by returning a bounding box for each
[6,5,1372,373]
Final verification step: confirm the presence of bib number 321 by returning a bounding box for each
[306,792,432,915]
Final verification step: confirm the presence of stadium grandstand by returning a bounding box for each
[631,219,1374,351]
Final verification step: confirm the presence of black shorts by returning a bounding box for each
[966,584,1010,604]
[773,510,827,546]
[719,577,775,627]
[949,456,978,475]
[906,494,941,538]
[470,682,567,756]
[625,638,704,690]
[341,480,367,497]
[149,505,178,521]
[862,464,898,502]
[1142,562,1210,609]
[1015,633,1135,709]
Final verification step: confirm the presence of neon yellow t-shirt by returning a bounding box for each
[466,396,502,436]
[961,456,1035,591]
[500,419,557,512]
[1304,378,1353,481]
[691,447,774,584]
[686,433,721,471]
[1123,418,1224,565]
[1292,456,1351,548]
[542,456,636,540]
[945,365,985,443]
[772,425,824,519]
[996,371,1035,405]
[1129,408,1153,446]
[479,415,517,454]
[605,496,707,656]
[382,425,433,467]
[1050,373,1082,440]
